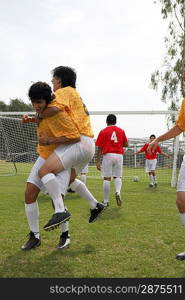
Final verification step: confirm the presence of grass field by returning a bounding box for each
[0,172,185,278]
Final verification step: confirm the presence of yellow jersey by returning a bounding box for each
[176,99,185,131]
[48,87,94,138]
[37,110,80,159]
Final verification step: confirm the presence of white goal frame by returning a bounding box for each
[0,110,183,187]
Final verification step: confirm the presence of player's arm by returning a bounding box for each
[39,106,61,118]
[96,147,103,171]
[160,151,170,158]
[38,132,80,146]
[148,125,183,152]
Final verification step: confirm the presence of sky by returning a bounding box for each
[0,0,174,138]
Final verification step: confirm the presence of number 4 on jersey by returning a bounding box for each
[111,131,118,143]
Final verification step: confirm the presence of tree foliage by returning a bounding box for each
[0,98,33,112]
[151,0,185,116]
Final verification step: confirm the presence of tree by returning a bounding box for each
[151,0,185,124]
[8,98,33,112]
[0,101,8,112]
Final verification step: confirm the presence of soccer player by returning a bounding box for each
[134,134,170,188]
[37,66,105,228]
[95,114,128,207]
[67,164,89,193]
[21,81,80,250]
[148,100,185,261]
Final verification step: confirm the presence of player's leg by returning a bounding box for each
[69,166,106,223]
[152,170,157,187]
[21,157,44,250]
[113,154,123,206]
[175,157,185,260]
[101,154,113,206]
[80,164,88,184]
[43,168,71,231]
[145,160,153,187]
[57,221,70,249]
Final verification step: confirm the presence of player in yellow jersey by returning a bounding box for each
[37,66,105,229]
[21,81,80,250]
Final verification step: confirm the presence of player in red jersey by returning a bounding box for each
[134,134,170,188]
[95,114,128,207]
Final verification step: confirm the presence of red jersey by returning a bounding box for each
[95,125,128,154]
[139,143,162,159]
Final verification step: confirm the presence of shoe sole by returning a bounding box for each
[44,216,71,231]
[115,193,122,206]
[21,241,41,251]
[89,206,106,223]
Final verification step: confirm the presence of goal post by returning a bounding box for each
[0,110,183,187]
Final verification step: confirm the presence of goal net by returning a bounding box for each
[0,111,184,187]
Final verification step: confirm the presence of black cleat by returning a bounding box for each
[44,210,71,231]
[149,183,154,188]
[67,188,75,193]
[154,183,158,188]
[115,192,122,206]
[57,232,70,249]
[21,231,41,251]
[176,251,185,260]
[89,203,106,223]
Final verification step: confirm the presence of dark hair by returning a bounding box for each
[106,114,117,125]
[150,134,156,139]
[52,66,76,88]
[28,81,53,104]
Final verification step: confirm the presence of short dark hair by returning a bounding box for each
[28,82,53,104]
[150,134,156,139]
[106,114,117,125]
[52,66,76,88]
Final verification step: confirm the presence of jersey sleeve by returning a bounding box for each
[95,131,104,148]
[122,130,128,145]
[139,143,147,152]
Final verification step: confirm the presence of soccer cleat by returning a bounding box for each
[115,192,122,206]
[57,233,70,249]
[102,201,109,207]
[176,251,185,260]
[149,183,154,188]
[21,231,41,251]
[154,183,158,188]
[67,188,75,193]
[89,202,106,223]
[44,210,71,231]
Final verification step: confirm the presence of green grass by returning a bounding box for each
[0,173,185,278]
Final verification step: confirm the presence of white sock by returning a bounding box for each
[114,177,122,194]
[103,180,110,203]
[41,173,65,213]
[70,179,97,209]
[80,174,87,184]
[149,175,153,184]
[60,221,69,234]
[25,202,40,239]
[179,213,185,226]
[154,176,157,183]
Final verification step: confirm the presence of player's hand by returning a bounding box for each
[96,161,101,171]
[22,115,31,123]
[38,132,50,145]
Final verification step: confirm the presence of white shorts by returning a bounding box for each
[81,164,89,174]
[145,159,157,172]
[101,153,123,178]
[54,135,95,175]
[27,156,71,195]
[177,155,185,191]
